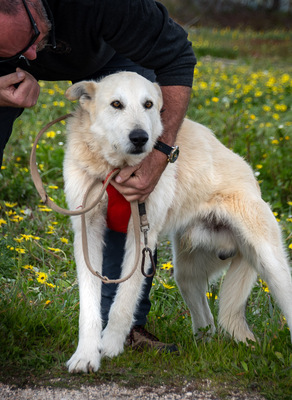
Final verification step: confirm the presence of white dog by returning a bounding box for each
[63,71,292,373]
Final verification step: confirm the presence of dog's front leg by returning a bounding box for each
[67,216,104,373]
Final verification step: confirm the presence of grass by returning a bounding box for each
[0,28,292,399]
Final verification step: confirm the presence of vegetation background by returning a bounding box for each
[0,3,291,400]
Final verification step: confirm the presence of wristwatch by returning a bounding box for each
[154,141,179,163]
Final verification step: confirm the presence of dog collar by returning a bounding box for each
[154,140,179,163]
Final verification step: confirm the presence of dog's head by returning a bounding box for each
[65,72,163,167]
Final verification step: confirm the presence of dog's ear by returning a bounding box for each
[153,82,163,110]
[65,81,97,108]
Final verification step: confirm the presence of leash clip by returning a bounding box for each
[138,202,156,278]
[141,247,156,278]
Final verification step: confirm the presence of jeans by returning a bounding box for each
[0,53,156,327]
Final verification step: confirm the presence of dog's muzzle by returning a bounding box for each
[129,129,149,154]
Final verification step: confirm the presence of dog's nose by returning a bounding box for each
[129,129,149,147]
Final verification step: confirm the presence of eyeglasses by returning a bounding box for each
[0,0,40,63]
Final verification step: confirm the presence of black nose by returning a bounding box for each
[129,129,149,148]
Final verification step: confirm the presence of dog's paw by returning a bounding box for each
[101,328,125,358]
[66,347,101,373]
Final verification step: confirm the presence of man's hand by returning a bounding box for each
[111,149,168,202]
[0,68,40,108]
[113,85,192,202]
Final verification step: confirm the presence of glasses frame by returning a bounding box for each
[0,0,40,63]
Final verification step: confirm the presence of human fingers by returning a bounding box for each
[0,69,39,108]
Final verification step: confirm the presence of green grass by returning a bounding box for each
[1,28,292,399]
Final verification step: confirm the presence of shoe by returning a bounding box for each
[126,325,179,353]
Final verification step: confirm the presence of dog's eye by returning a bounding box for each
[144,100,153,109]
[111,100,123,109]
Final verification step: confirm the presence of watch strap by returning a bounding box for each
[154,140,173,157]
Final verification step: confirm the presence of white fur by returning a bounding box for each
[63,71,292,373]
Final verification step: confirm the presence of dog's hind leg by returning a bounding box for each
[173,236,220,339]
[255,241,292,342]
[218,254,257,342]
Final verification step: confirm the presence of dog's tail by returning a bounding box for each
[218,254,257,342]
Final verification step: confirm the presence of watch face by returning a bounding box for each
[169,146,179,163]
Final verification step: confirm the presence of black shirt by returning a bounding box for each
[1,0,196,86]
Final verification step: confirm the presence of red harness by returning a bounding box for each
[105,183,131,233]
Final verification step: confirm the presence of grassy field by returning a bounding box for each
[0,28,292,399]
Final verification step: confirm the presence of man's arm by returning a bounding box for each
[112,85,191,202]
[0,68,40,108]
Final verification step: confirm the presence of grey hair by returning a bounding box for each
[0,0,46,19]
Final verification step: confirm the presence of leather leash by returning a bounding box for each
[30,114,156,284]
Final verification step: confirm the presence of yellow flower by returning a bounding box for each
[211,97,219,103]
[49,185,58,189]
[271,139,279,145]
[46,283,56,288]
[10,215,24,222]
[48,247,61,252]
[161,261,173,270]
[206,292,218,300]
[262,105,271,112]
[60,237,69,244]
[36,272,48,284]
[272,113,280,120]
[46,131,56,138]
[15,247,26,254]
[4,202,17,208]
[0,218,7,226]
[289,244,292,250]
[23,264,34,270]
[162,283,175,289]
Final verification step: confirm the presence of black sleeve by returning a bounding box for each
[98,0,196,87]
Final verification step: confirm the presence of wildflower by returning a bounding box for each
[271,139,279,145]
[206,292,218,300]
[46,283,56,288]
[23,264,34,270]
[49,185,58,189]
[161,261,173,270]
[211,97,219,103]
[10,215,23,222]
[4,202,17,208]
[36,272,48,284]
[14,237,24,243]
[0,218,7,226]
[262,105,271,112]
[162,283,175,289]
[289,244,292,250]
[38,205,52,212]
[15,247,26,254]
[48,247,61,252]
[275,104,287,112]
[272,113,280,120]
[46,131,56,138]
[60,237,69,244]
[256,164,263,169]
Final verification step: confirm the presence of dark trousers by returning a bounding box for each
[0,53,156,327]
